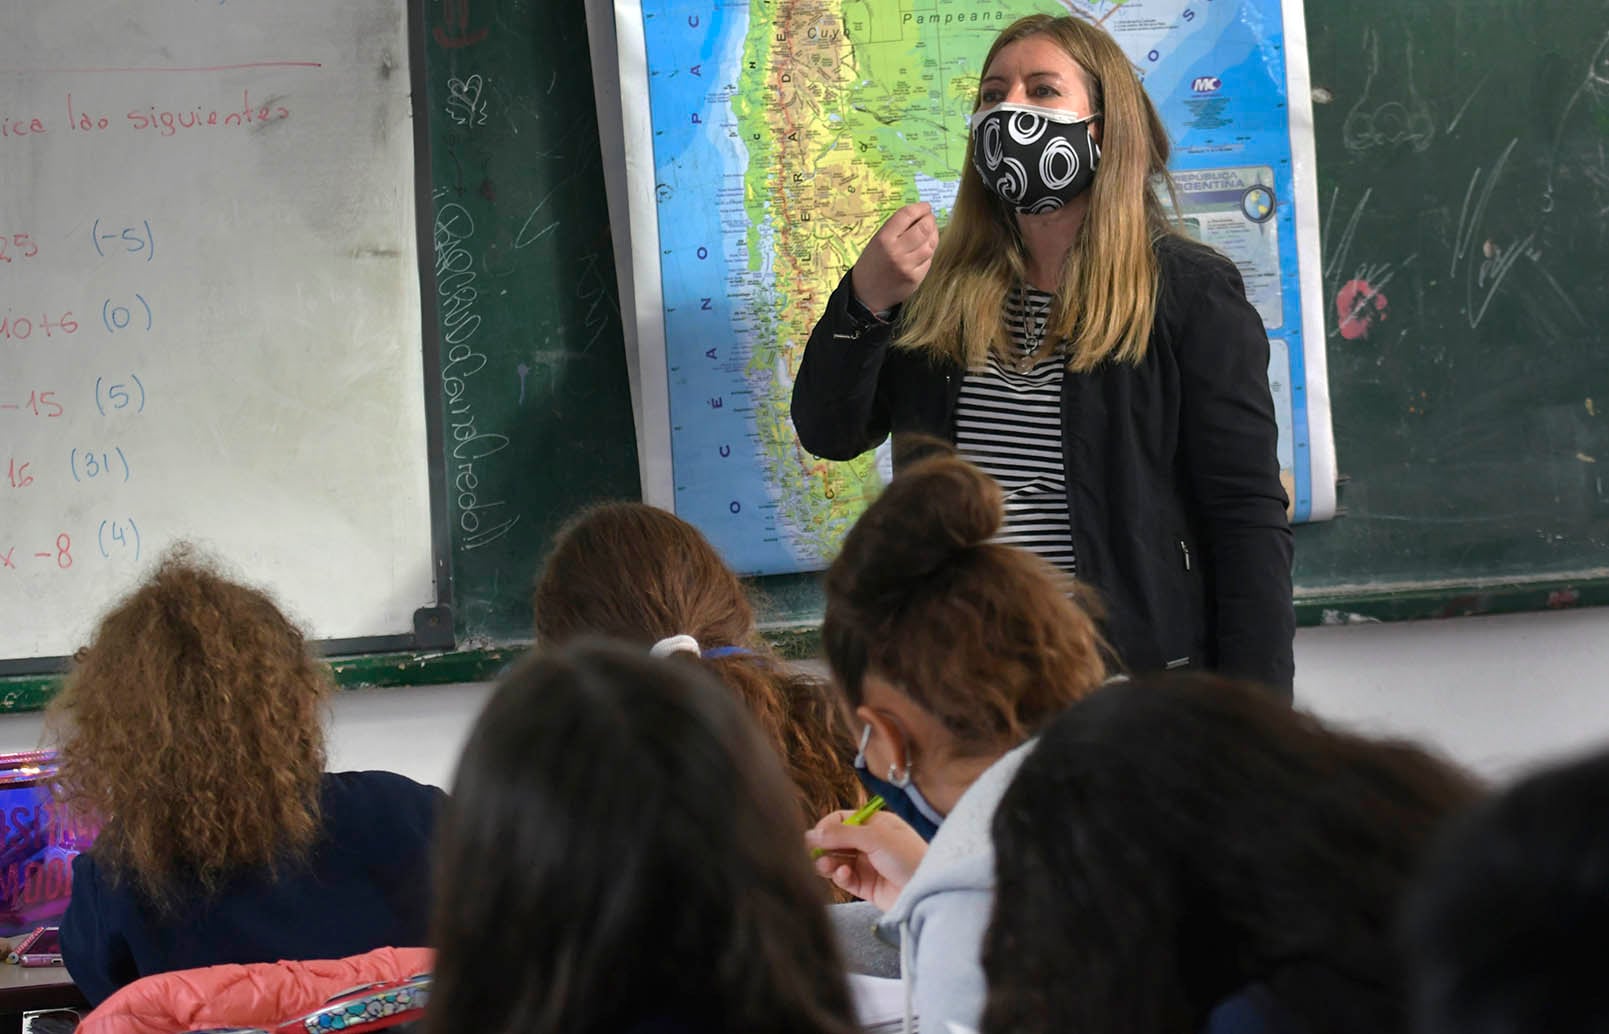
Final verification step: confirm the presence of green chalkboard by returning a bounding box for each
[1293,1,1609,619]
[424,0,639,646]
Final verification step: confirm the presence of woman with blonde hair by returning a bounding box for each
[50,550,442,1005]
[792,13,1294,694]
[533,502,863,827]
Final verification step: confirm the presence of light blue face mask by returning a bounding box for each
[852,724,944,842]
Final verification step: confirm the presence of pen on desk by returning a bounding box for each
[810,794,885,859]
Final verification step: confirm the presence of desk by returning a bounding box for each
[0,965,85,1033]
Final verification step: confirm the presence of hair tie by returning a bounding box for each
[700,645,753,660]
[650,634,701,659]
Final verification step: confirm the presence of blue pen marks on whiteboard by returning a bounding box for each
[94,374,147,416]
[91,219,154,261]
[101,294,152,335]
[69,447,131,484]
[96,520,140,561]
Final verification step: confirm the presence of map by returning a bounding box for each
[601,0,1334,576]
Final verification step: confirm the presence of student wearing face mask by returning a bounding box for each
[792,13,1295,697]
[805,441,1107,1033]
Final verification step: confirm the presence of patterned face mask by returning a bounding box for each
[969,102,1102,215]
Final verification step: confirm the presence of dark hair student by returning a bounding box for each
[1402,747,1609,1034]
[426,640,860,1034]
[791,12,1295,693]
[981,674,1481,1034]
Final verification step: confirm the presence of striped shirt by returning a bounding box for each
[954,285,1077,576]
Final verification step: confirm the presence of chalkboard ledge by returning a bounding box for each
[0,576,1603,713]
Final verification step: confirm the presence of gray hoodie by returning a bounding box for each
[870,739,1035,1034]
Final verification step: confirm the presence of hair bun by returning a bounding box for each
[828,439,1003,608]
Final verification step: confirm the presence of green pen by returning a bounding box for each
[810,794,886,859]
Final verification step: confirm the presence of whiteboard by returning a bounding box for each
[0,0,438,663]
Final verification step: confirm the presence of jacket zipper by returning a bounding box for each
[1179,540,1192,571]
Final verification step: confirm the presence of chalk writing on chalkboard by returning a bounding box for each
[433,191,517,552]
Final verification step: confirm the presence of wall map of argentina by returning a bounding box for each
[629,0,1328,575]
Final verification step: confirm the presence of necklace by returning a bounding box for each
[1014,284,1054,370]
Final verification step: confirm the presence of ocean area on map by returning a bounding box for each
[647,1,804,574]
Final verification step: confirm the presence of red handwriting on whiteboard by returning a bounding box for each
[0,391,64,418]
[5,459,32,489]
[434,0,488,49]
[0,534,71,570]
[0,234,39,263]
[0,312,78,341]
[0,116,47,138]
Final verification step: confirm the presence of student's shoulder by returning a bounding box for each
[320,771,446,828]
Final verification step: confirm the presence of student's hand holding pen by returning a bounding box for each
[805,804,929,911]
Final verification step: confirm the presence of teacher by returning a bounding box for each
[791,13,1294,694]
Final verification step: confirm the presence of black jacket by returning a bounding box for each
[791,235,1295,694]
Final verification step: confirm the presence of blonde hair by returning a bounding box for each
[897,14,1179,371]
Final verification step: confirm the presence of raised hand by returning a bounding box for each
[849,202,939,315]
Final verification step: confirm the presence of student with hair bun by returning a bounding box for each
[533,502,862,829]
[804,440,1107,1032]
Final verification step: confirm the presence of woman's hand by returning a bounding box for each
[806,808,929,910]
[850,202,939,314]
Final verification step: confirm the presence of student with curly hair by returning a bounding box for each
[426,640,860,1034]
[50,551,442,1005]
[980,674,1480,1034]
[533,502,863,827]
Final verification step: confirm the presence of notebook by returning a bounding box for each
[851,973,918,1033]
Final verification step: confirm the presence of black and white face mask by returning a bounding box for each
[969,102,1101,215]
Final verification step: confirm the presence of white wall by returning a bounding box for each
[1291,607,1609,780]
[2,607,1606,788]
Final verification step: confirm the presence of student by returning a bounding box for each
[49,551,441,1006]
[1402,747,1609,1034]
[979,674,1481,1034]
[425,640,860,1034]
[533,501,862,825]
[791,13,1294,694]
[803,444,1107,1032]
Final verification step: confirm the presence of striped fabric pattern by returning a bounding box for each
[954,285,1077,576]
